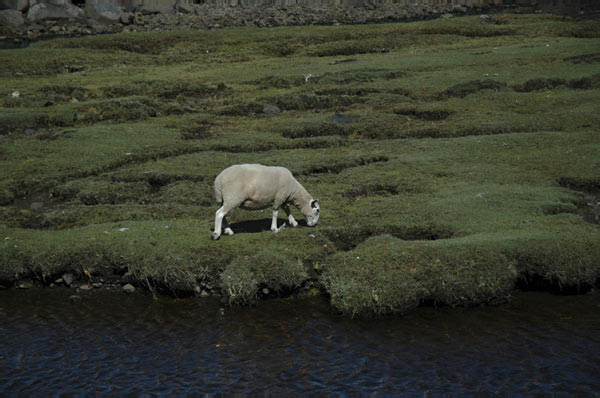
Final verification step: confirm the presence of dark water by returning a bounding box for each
[1,290,599,395]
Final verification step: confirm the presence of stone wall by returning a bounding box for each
[2,0,596,21]
[0,0,597,43]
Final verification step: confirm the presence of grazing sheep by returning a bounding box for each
[211,164,320,240]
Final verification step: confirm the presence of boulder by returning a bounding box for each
[85,0,122,23]
[0,9,24,26]
[120,12,133,24]
[27,1,84,22]
[122,283,136,293]
[176,0,194,14]
[0,0,29,11]
[137,0,176,14]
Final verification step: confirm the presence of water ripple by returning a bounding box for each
[0,290,599,395]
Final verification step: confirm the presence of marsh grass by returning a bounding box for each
[1,14,599,315]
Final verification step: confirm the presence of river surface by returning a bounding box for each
[0,289,598,395]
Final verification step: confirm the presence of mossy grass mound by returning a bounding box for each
[1,14,599,315]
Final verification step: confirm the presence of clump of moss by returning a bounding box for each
[220,249,309,305]
[322,235,517,317]
[514,234,600,291]
[0,109,50,134]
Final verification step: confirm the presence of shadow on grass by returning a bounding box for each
[226,218,310,234]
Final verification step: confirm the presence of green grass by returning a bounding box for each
[1,14,599,315]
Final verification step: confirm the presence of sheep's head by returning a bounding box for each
[305,199,320,227]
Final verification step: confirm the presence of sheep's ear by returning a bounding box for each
[311,199,319,208]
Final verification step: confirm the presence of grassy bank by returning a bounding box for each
[1,14,599,315]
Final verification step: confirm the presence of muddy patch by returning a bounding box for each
[265,93,363,111]
[565,53,600,64]
[249,75,302,89]
[512,75,600,92]
[323,224,456,251]
[393,104,452,121]
[343,184,399,198]
[310,42,389,57]
[581,193,600,224]
[221,92,363,115]
[557,177,600,224]
[404,124,536,139]
[439,79,507,99]
[300,155,388,176]
[281,123,350,139]
[312,69,404,85]
[180,119,213,140]
[314,87,380,97]
[512,78,567,92]
[558,176,600,193]
[11,81,231,109]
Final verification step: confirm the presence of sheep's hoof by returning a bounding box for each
[224,228,234,236]
[272,223,286,233]
[211,232,220,240]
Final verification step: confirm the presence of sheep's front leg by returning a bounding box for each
[282,204,298,227]
[271,209,286,233]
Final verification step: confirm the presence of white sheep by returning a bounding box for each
[211,164,320,240]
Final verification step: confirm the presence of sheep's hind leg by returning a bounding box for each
[211,206,228,240]
[282,205,298,227]
[223,215,234,236]
[271,209,286,233]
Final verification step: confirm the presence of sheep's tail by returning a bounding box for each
[214,176,223,205]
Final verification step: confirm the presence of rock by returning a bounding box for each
[200,289,210,297]
[0,9,24,27]
[262,288,270,295]
[0,0,28,11]
[68,294,81,303]
[62,272,75,287]
[332,113,355,125]
[120,12,133,25]
[29,201,44,210]
[18,281,33,289]
[98,11,120,22]
[138,0,176,14]
[122,283,135,293]
[78,284,92,291]
[480,14,493,23]
[133,12,145,25]
[262,103,280,114]
[176,0,194,14]
[27,2,85,23]
[92,282,102,288]
[452,4,467,13]
[85,0,124,23]
[55,277,64,284]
